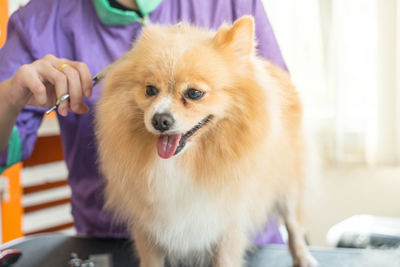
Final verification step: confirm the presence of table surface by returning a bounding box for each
[2,234,397,267]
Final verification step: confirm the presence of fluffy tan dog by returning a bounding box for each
[95,16,317,267]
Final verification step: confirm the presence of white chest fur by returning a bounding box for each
[144,158,225,255]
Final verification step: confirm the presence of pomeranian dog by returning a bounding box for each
[95,16,317,267]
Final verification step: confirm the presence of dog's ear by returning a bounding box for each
[213,16,255,62]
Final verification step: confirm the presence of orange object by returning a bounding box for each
[1,163,23,243]
[0,1,21,243]
[47,111,56,118]
[0,0,9,48]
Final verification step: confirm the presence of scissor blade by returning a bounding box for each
[92,65,111,86]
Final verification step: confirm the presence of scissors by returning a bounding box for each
[45,65,111,115]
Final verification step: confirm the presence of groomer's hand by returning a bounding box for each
[6,54,93,116]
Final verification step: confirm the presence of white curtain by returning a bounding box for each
[262,0,400,166]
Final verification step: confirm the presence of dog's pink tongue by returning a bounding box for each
[157,134,182,159]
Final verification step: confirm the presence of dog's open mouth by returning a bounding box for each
[156,115,213,159]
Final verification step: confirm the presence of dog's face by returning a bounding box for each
[121,17,255,159]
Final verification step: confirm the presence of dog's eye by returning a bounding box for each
[146,86,158,97]
[185,89,204,101]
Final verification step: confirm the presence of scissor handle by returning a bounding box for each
[0,249,22,267]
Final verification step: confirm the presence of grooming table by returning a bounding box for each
[1,234,389,267]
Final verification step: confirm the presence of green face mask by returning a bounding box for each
[92,0,163,26]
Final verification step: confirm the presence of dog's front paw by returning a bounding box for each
[293,253,318,267]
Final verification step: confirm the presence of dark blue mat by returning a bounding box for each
[2,235,398,267]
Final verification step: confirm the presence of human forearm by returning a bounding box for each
[0,78,22,154]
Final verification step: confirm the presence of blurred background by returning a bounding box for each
[0,0,399,249]
[262,0,400,248]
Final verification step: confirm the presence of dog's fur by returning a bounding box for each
[95,16,317,267]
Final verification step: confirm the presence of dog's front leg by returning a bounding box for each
[133,227,165,267]
[279,194,318,267]
[212,226,248,267]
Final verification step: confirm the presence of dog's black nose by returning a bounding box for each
[152,113,174,132]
